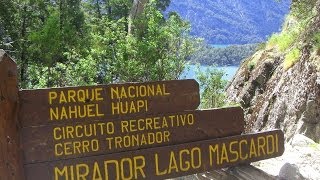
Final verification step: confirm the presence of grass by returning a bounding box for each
[267,31,299,52]
[266,15,304,52]
[283,48,301,70]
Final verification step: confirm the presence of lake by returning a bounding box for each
[181,65,239,82]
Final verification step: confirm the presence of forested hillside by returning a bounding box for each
[167,0,291,44]
[191,44,258,66]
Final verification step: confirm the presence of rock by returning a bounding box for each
[253,134,320,180]
[169,165,276,180]
[226,35,320,142]
[278,163,304,180]
[290,134,315,147]
[170,134,320,180]
[299,100,319,124]
[226,0,320,143]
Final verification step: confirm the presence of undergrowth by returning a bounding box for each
[268,31,298,52]
[266,13,309,53]
[283,48,301,70]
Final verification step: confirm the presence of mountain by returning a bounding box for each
[167,0,291,44]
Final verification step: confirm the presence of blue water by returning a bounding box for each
[181,65,238,82]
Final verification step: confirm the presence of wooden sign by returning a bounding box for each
[22,107,244,164]
[0,49,285,180]
[24,130,284,180]
[19,79,200,127]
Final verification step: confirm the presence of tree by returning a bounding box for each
[1,0,197,88]
[196,65,228,109]
[128,0,148,34]
[86,0,197,83]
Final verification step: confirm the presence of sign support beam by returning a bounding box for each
[0,50,24,180]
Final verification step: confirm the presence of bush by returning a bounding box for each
[196,64,228,109]
[283,48,300,70]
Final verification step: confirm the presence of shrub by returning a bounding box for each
[246,51,262,70]
[283,48,300,70]
[247,61,256,71]
[196,65,228,109]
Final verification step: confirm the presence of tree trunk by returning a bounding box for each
[95,0,102,18]
[20,5,28,88]
[128,0,148,34]
[105,0,112,17]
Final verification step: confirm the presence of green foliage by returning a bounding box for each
[283,48,300,70]
[267,30,299,52]
[26,50,98,89]
[28,11,62,66]
[266,0,316,53]
[0,0,196,88]
[246,51,262,70]
[127,4,197,81]
[88,17,129,84]
[247,61,256,71]
[266,13,309,53]
[86,1,197,84]
[291,0,317,20]
[0,0,19,51]
[196,64,228,109]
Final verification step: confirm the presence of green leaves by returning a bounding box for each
[196,65,228,109]
[28,11,61,65]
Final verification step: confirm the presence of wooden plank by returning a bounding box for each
[0,50,24,180]
[19,79,200,127]
[24,130,285,180]
[22,107,244,164]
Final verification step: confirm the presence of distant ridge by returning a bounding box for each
[167,0,291,44]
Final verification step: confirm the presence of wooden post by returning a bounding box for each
[0,49,24,180]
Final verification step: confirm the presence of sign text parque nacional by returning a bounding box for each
[19,79,200,127]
